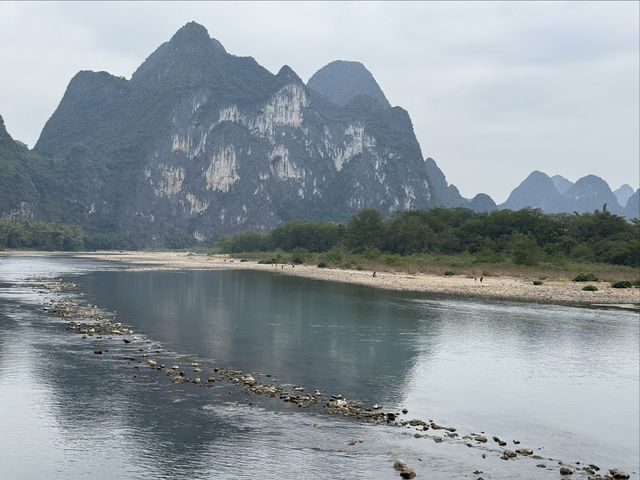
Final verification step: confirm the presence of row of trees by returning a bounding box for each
[217,207,640,267]
[0,219,84,251]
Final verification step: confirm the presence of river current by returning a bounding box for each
[0,254,637,479]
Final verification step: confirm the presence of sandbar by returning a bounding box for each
[73,251,640,308]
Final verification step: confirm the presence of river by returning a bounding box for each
[0,254,637,479]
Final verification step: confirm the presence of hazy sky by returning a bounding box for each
[1,1,638,203]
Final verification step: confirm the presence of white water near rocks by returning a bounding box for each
[0,254,637,479]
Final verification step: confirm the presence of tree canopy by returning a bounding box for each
[216,207,639,268]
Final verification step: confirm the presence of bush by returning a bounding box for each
[582,285,598,291]
[533,280,543,285]
[379,254,405,266]
[443,271,455,276]
[573,273,599,282]
[317,263,326,268]
[259,255,283,264]
[611,281,632,289]
[291,247,309,264]
[362,247,381,260]
[323,246,346,263]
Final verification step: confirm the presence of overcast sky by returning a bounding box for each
[1,1,638,203]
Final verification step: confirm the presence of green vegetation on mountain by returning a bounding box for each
[0,219,84,251]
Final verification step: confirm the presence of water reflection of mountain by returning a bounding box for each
[76,270,436,407]
[34,338,251,478]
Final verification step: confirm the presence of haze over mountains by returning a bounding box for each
[0,22,637,248]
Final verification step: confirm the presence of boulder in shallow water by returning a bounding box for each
[559,466,573,475]
[609,469,630,479]
[393,459,407,471]
[501,450,517,460]
[399,467,416,479]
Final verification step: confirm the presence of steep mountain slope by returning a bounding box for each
[613,184,634,208]
[307,60,391,110]
[0,115,52,220]
[502,171,564,212]
[424,157,466,208]
[621,189,639,219]
[563,175,622,215]
[34,22,438,247]
[467,193,497,213]
[551,175,573,195]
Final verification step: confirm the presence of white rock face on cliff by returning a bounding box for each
[153,165,185,198]
[205,146,239,192]
[218,83,307,138]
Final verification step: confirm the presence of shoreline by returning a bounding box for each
[60,251,640,308]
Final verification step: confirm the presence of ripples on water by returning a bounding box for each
[0,254,637,479]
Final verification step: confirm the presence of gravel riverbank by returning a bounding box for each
[74,251,639,308]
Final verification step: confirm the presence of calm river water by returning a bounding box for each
[0,254,638,479]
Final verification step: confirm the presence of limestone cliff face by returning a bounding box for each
[34,22,437,246]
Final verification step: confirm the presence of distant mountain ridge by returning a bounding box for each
[501,170,638,219]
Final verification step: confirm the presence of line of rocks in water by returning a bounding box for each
[39,277,632,480]
[30,277,79,292]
